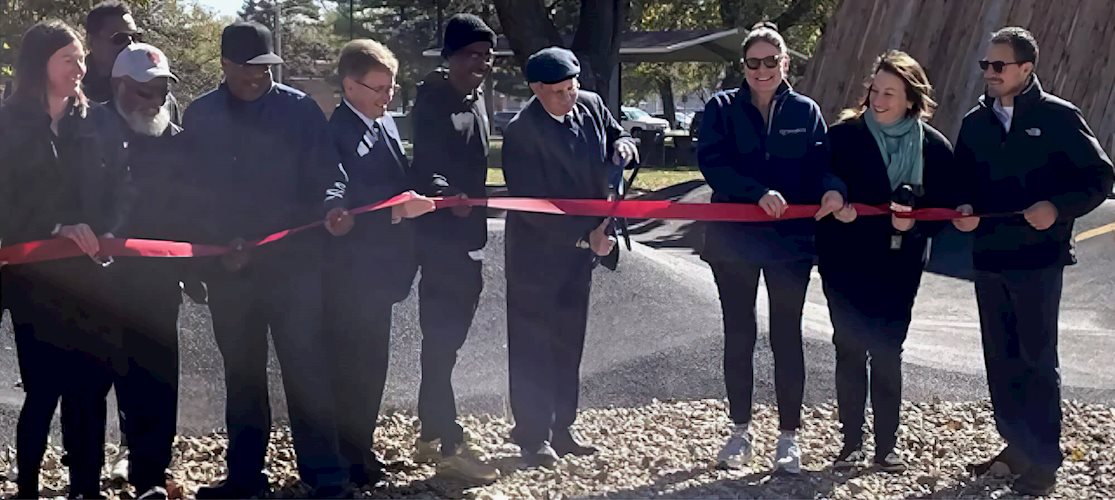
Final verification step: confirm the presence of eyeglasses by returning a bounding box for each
[743,54,783,70]
[354,79,399,95]
[979,59,1026,73]
[110,31,143,46]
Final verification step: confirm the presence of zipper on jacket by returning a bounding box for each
[764,94,785,161]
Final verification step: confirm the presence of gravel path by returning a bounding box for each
[2,399,1112,499]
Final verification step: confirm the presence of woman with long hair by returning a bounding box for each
[697,22,851,474]
[0,19,118,498]
[817,50,962,473]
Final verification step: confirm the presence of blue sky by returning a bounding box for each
[196,0,242,17]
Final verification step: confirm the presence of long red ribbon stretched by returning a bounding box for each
[0,192,987,266]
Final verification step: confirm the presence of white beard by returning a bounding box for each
[115,101,170,137]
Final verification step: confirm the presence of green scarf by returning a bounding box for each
[864,110,924,190]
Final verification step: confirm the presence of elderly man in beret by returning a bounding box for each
[501,46,638,468]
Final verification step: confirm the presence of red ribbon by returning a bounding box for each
[0,192,981,266]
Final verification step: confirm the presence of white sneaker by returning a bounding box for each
[437,443,500,483]
[110,447,129,482]
[715,425,753,470]
[413,437,442,464]
[773,433,802,474]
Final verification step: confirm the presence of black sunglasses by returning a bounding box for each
[743,55,783,70]
[979,59,1027,73]
[110,31,143,46]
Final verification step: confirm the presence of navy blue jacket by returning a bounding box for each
[697,81,845,264]
[502,90,626,277]
[325,101,417,303]
[955,76,1114,271]
[182,83,347,267]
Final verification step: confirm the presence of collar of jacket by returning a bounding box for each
[978,74,1043,114]
[737,78,793,107]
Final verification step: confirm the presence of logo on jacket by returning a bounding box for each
[1025,128,1042,137]
[779,128,807,136]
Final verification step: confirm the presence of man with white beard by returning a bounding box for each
[91,42,192,499]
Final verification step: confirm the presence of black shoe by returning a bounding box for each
[834,444,866,471]
[520,442,559,468]
[552,432,598,457]
[349,463,386,489]
[195,479,267,499]
[970,446,1029,477]
[874,452,908,474]
[1013,467,1057,497]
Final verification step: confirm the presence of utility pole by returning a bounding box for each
[274,0,283,83]
[348,0,354,39]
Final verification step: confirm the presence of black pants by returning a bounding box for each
[417,247,483,453]
[207,265,346,489]
[10,288,113,497]
[975,267,1064,470]
[323,266,392,475]
[823,258,922,454]
[111,271,181,492]
[506,252,592,449]
[709,259,811,431]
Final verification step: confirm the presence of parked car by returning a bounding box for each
[493,110,519,135]
[652,111,693,131]
[620,106,670,134]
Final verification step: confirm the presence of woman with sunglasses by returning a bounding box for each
[0,20,121,498]
[697,21,849,474]
[817,50,961,473]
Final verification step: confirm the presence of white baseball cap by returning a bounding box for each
[112,43,178,83]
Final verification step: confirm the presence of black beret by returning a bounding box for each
[524,46,580,84]
[441,13,496,59]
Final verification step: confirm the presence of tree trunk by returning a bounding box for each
[569,0,625,101]
[657,77,676,128]
[493,0,564,71]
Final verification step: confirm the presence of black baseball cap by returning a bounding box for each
[221,21,283,65]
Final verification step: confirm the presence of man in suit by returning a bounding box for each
[322,38,436,490]
[501,47,638,467]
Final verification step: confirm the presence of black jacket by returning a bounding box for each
[0,98,119,350]
[183,83,347,269]
[955,76,1114,271]
[0,98,121,244]
[410,68,489,251]
[501,90,627,275]
[697,80,845,265]
[817,116,959,273]
[325,101,417,303]
[90,103,196,298]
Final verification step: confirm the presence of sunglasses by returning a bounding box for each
[743,55,783,70]
[979,59,1027,73]
[110,31,143,45]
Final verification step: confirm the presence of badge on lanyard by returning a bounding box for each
[890,234,902,250]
